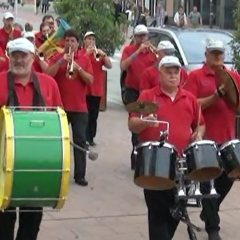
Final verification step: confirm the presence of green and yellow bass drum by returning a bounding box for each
[0,106,71,210]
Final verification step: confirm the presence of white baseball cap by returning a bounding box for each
[157,41,175,51]
[84,31,95,39]
[159,56,181,68]
[3,12,14,20]
[6,40,13,50]
[206,39,225,53]
[8,38,35,54]
[134,24,148,35]
[23,31,35,39]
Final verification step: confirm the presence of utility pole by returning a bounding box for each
[209,0,214,29]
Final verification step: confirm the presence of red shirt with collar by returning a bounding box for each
[0,71,63,107]
[49,51,93,112]
[184,64,240,144]
[121,44,156,91]
[130,86,204,153]
[79,48,104,97]
[0,28,21,51]
[139,65,189,93]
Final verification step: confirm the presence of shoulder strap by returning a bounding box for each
[6,71,19,107]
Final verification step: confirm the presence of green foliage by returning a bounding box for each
[230,0,240,72]
[53,0,127,56]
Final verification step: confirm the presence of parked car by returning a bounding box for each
[120,26,233,104]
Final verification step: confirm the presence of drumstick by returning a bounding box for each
[196,104,202,135]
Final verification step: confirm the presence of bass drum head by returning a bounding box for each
[134,176,175,191]
[188,167,222,182]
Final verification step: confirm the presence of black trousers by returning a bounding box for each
[0,207,43,240]
[200,171,234,234]
[66,111,88,180]
[41,4,47,13]
[144,189,179,240]
[86,95,101,142]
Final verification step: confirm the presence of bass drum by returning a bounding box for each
[134,141,178,190]
[0,106,71,210]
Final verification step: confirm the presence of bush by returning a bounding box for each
[53,0,127,56]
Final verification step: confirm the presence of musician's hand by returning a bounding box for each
[85,46,95,55]
[215,84,226,98]
[142,114,159,127]
[63,53,72,63]
[73,62,80,71]
[191,131,202,142]
[97,49,105,56]
[138,41,149,53]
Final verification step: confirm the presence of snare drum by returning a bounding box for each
[184,140,222,182]
[134,141,178,190]
[0,106,71,210]
[220,139,240,178]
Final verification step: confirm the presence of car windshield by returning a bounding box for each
[177,32,233,64]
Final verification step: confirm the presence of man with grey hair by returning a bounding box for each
[0,37,63,240]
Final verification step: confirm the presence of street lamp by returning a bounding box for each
[209,0,214,29]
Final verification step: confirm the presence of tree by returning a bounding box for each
[53,0,127,56]
[230,0,240,72]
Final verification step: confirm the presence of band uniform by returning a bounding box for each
[129,56,205,240]
[48,29,93,187]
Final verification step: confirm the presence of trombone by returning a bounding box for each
[93,44,100,61]
[66,47,74,79]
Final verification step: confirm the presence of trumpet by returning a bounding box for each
[66,47,74,79]
[148,43,159,59]
[93,44,100,61]
[5,50,9,59]
[35,48,44,61]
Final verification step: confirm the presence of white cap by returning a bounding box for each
[3,12,14,20]
[159,56,181,68]
[84,31,95,39]
[134,24,148,35]
[6,40,13,49]
[206,39,225,53]
[23,31,35,39]
[8,38,35,54]
[157,41,175,51]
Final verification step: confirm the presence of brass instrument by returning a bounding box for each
[93,44,100,61]
[35,48,44,61]
[149,43,159,59]
[5,50,9,59]
[66,47,74,79]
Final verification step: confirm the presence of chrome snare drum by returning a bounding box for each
[220,139,240,178]
[184,140,222,182]
[134,141,178,190]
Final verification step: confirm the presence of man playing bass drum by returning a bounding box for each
[184,39,240,240]
[120,24,156,169]
[129,56,205,240]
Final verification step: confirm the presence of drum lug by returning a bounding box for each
[233,144,236,149]
[6,168,12,172]
[195,145,199,150]
[3,197,8,200]
[65,168,70,172]
[133,149,138,155]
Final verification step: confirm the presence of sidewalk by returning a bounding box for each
[0,4,57,30]
[36,102,240,240]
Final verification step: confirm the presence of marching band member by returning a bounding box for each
[35,23,51,48]
[0,12,21,51]
[129,56,205,240]
[120,24,156,170]
[0,37,63,240]
[139,40,188,93]
[23,31,48,73]
[81,31,112,146]
[47,29,93,186]
[184,39,240,240]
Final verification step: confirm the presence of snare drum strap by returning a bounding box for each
[6,71,46,109]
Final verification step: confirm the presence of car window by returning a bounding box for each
[148,32,161,47]
[177,32,233,64]
[156,33,184,66]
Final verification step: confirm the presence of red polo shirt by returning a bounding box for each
[49,51,93,112]
[79,48,104,97]
[184,64,240,144]
[0,28,21,51]
[121,44,156,91]
[139,66,189,93]
[0,71,63,107]
[130,86,204,153]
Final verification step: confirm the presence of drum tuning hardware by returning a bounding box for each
[195,145,199,150]
[210,180,217,195]
[65,168,70,172]
[194,183,202,196]
[3,197,8,200]
[6,168,12,172]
